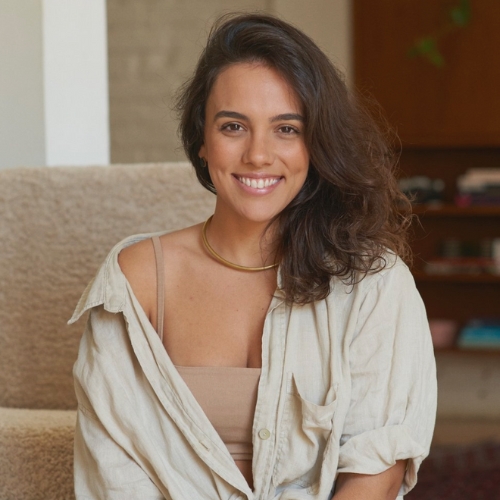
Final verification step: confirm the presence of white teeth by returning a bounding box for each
[238,176,279,189]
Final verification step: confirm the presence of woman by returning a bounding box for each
[71,13,437,500]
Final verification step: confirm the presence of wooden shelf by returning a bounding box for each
[435,347,500,356]
[412,204,500,217]
[413,271,500,284]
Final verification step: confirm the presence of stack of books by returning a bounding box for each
[398,175,445,204]
[424,257,498,275]
[423,238,500,275]
[457,319,500,350]
[456,168,500,206]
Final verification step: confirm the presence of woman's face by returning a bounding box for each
[199,62,309,226]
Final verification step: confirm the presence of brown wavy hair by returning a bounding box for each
[175,13,412,304]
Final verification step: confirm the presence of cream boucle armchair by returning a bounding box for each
[0,163,214,500]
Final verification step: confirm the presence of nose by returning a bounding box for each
[242,130,274,168]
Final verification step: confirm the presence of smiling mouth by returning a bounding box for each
[235,175,281,189]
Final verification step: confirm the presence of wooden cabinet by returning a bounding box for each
[353,0,500,147]
[353,2,500,347]
[400,148,500,347]
[410,205,500,329]
[398,151,500,343]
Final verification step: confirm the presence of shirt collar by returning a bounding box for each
[68,233,161,324]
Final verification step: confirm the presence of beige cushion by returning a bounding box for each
[0,407,76,500]
[0,163,214,499]
[0,163,214,410]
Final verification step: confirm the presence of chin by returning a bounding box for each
[242,212,282,227]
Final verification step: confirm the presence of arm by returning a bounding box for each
[337,262,437,496]
[333,460,407,500]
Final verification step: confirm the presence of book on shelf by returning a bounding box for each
[422,237,500,276]
[399,176,445,204]
[455,193,500,207]
[457,319,500,350]
[423,257,499,276]
[456,168,500,206]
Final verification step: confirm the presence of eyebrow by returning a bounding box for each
[213,110,304,123]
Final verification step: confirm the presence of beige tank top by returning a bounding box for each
[151,236,261,461]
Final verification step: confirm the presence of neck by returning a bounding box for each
[204,213,278,269]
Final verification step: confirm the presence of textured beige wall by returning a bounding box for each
[107,0,270,164]
[107,0,352,163]
[272,0,352,84]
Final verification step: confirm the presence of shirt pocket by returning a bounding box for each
[272,372,338,488]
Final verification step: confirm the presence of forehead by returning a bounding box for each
[207,62,303,114]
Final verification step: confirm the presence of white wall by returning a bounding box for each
[0,0,110,169]
[0,1,46,169]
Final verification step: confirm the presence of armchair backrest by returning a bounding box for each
[0,163,215,409]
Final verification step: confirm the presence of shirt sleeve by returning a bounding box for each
[73,312,169,500]
[74,387,168,500]
[337,261,437,496]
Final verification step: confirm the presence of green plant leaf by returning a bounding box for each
[450,0,471,26]
[426,49,445,67]
[407,37,444,67]
[417,37,437,54]
[407,0,470,67]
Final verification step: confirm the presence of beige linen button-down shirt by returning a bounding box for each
[70,232,437,500]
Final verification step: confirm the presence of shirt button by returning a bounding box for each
[258,428,271,440]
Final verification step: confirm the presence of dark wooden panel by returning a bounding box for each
[354,0,500,147]
[416,281,500,324]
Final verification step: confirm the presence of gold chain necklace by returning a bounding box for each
[201,216,278,272]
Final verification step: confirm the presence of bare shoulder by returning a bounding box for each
[117,237,157,315]
[160,223,203,262]
[117,224,203,315]
[118,237,155,278]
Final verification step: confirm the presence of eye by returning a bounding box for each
[221,122,244,132]
[278,125,299,135]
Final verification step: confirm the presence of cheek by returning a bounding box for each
[292,147,309,178]
[280,137,308,163]
[206,138,242,166]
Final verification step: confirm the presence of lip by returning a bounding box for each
[232,173,283,193]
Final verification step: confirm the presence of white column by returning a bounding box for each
[0,0,109,169]
[42,0,110,166]
[0,1,46,169]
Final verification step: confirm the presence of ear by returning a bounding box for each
[198,144,206,158]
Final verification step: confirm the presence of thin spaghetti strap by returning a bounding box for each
[151,236,165,342]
